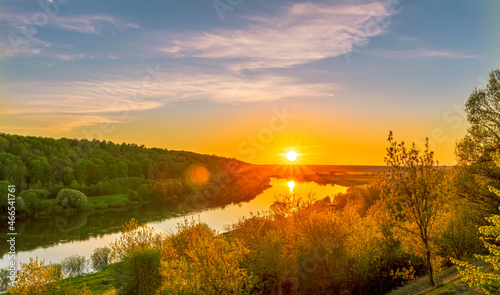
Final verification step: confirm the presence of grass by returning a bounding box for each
[34,193,130,217]
[387,261,487,295]
[54,268,115,295]
[3,267,116,295]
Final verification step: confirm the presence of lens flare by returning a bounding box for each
[188,165,210,186]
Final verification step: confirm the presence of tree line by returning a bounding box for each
[0,134,271,217]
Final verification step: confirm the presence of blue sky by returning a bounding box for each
[1,0,499,164]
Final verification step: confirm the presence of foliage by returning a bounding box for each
[127,189,142,203]
[0,133,270,217]
[19,189,49,216]
[108,248,163,295]
[390,261,416,286]
[56,189,87,209]
[228,194,392,295]
[453,152,500,295]
[8,257,61,295]
[456,69,500,166]
[455,69,500,212]
[453,208,500,295]
[61,255,87,278]
[0,268,8,292]
[109,218,166,262]
[91,247,111,271]
[161,219,254,295]
[378,131,446,286]
[437,197,483,262]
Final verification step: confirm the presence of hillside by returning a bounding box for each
[0,133,271,217]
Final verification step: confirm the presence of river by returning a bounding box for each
[0,178,347,268]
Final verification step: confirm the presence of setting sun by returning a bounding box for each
[285,151,298,162]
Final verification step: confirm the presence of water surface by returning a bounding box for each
[0,178,346,267]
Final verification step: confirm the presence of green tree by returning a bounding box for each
[19,189,49,217]
[453,151,500,294]
[453,210,500,295]
[378,132,446,286]
[56,189,87,209]
[456,69,500,166]
[109,248,163,295]
[455,69,500,212]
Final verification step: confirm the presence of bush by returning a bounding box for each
[8,257,61,295]
[0,268,8,292]
[109,248,163,295]
[61,255,87,277]
[14,197,26,214]
[19,189,49,215]
[136,184,152,201]
[57,189,87,209]
[91,247,111,271]
[109,218,165,262]
[127,189,142,203]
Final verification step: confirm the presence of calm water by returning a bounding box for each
[0,178,346,268]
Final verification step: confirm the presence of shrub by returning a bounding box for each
[91,247,111,271]
[19,189,49,216]
[109,248,163,295]
[109,218,165,262]
[127,189,142,203]
[56,189,87,209]
[61,255,87,277]
[161,219,254,294]
[0,268,8,292]
[8,257,61,295]
[14,197,26,214]
[136,184,152,201]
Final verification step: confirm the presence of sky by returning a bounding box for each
[0,0,499,165]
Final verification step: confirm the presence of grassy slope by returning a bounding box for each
[387,263,485,295]
[55,269,116,295]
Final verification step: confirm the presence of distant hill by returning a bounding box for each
[0,133,270,216]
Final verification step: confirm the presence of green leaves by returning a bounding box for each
[56,189,87,209]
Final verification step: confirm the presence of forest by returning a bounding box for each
[3,69,500,294]
[0,134,271,218]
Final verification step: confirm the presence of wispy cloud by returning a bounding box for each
[366,48,478,59]
[0,10,138,35]
[159,1,398,70]
[4,71,337,130]
[50,14,138,35]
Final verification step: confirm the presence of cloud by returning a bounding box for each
[0,10,138,35]
[50,14,138,35]
[159,1,398,70]
[3,71,337,130]
[366,48,478,59]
